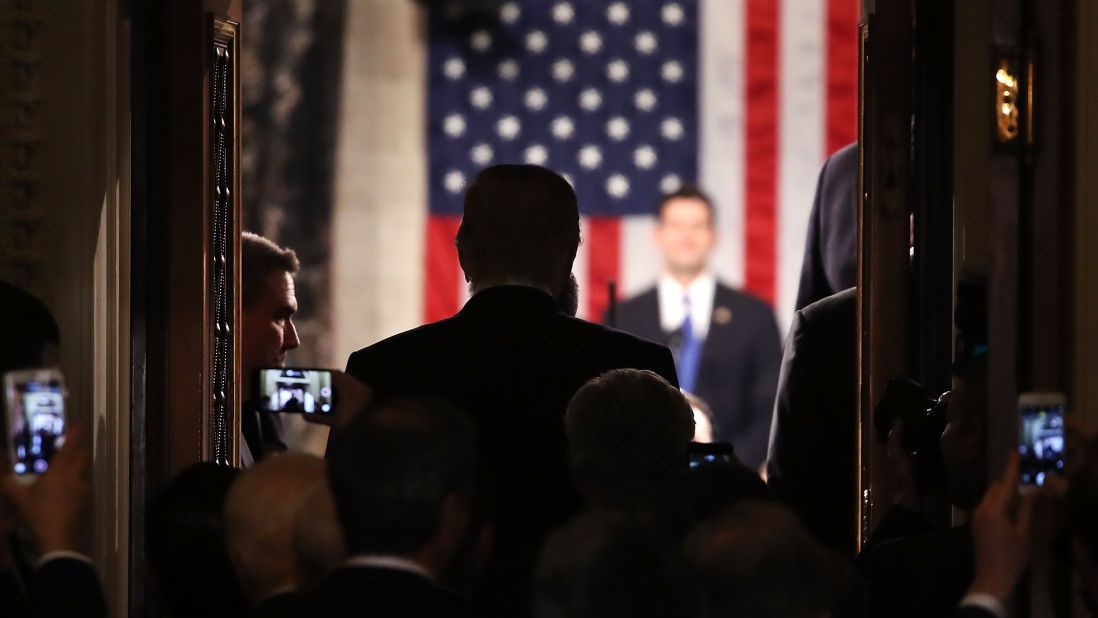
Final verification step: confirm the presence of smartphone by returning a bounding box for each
[255,368,335,414]
[2,368,66,480]
[688,442,736,469]
[1018,392,1066,489]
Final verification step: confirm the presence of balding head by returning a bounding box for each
[224,453,326,605]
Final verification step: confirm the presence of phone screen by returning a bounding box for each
[256,368,334,414]
[1018,399,1065,487]
[688,442,735,469]
[5,376,66,476]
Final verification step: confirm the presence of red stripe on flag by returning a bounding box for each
[744,0,779,305]
[826,0,860,154]
[585,217,621,322]
[423,215,463,323]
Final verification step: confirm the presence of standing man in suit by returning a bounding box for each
[341,164,678,617]
[610,186,781,469]
[795,142,858,311]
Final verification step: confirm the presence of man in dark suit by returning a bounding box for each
[342,164,678,616]
[795,142,858,311]
[318,398,476,618]
[609,185,781,469]
[765,287,858,555]
[240,232,301,466]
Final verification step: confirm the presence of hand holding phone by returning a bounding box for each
[255,368,335,415]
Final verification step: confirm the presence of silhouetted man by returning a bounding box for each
[318,398,476,618]
[341,164,678,616]
[796,142,858,310]
[240,233,301,465]
[610,186,781,469]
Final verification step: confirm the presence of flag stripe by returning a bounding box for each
[585,216,622,322]
[744,0,780,304]
[620,215,660,299]
[424,215,463,323]
[777,0,826,330]
[699,0,747,289]
[826,0,860,154]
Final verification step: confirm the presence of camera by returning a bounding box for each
[874,377,949,492]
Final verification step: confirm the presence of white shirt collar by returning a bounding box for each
[343,554,435,583]
[657,272,717,338]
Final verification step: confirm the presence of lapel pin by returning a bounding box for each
[713,306,733,325]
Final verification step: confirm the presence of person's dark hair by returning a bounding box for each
[684,502,835,618]
[0,280,60,374]
[533,511,695,618]
[455,164,580,287]
[566,369,695,496]
[656,183,715,225]
[146,463,246,618]
[242,232,300,310]
[327,397,477,555]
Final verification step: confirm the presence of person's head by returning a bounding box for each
[327,397,477,576]
[292,480,347,592]
[223,453,326,606]
[0,280,60,374]
[654,185,717,281]
[940,354,989,511]
[684,502,834,618]
[533,511,693,618]
[241,233,301,377]
[146,463,247,618]
[455,165,580,298]
[565,369,695,505]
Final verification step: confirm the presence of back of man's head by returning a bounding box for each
[327,397,477,560]
[684,502,834,618]
[455,164,580,288]
[533,511,692,618]
[0,280,60,374]
[224,453,325,605]
[293,480,347,591]
[242,232,300,310]
[566,369,695,502]
[147,463,246,618]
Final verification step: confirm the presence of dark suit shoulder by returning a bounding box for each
[614,286,658,314]
[714,283,778,321]
[797,287,857,333]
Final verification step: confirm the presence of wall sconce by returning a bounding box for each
[996,59,1019,143]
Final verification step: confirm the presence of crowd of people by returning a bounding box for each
[1,163,1097,617]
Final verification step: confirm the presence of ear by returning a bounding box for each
[438,492,471,550]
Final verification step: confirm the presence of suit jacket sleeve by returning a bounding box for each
[737,307,782,469]
[28,558,106,618]
[795,155,835,311]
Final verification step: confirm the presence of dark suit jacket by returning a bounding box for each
[796,142,858,311]
[343,285,678,617]
[241,401,286,465]
[310,567,471,618]
[252,591,304,618]
[12,557,107,618]
[766,288,857,555]
[862,524,974,618]
[610,282,781,468]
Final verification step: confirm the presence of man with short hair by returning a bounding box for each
[224,453,326,618]
[341,164,678,616]
[610,186,782,469]
[565,369,695,507]
[684,502,836,618]
[318,398,476,617]
[241,232,301,465]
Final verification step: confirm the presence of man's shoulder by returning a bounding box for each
[797,287,857,331]
[714,283,777,320]
[617,286,658,309]
[347,317,463,364]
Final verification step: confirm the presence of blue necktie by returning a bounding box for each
[677,294,703,393]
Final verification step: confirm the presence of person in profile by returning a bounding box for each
[339,164,678,617]
[609,185,781,470]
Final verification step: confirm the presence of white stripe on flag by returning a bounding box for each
[699,0,747,290]
[778,0,826,331]
[620,215,660,299]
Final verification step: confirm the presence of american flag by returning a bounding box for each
[423,0,858,329]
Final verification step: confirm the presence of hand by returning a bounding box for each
[304,370,371,432]
[968,452,1036,603]
[0,422,92,555]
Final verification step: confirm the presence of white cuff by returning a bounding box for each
[36,550,93,570]
[960,592,1007,618]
